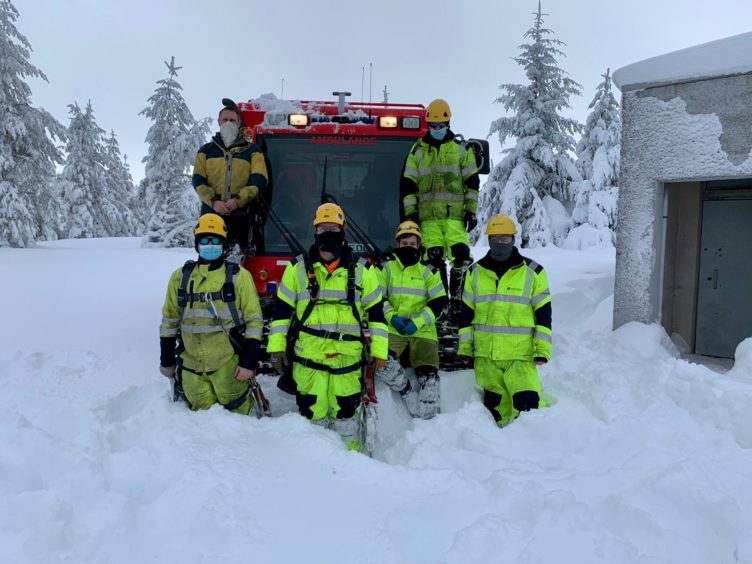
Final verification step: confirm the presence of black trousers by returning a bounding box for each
[200,204,251,252]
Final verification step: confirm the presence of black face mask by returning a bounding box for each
[315,231,345,259]
[394,246,421,266]
[490,243,514,262]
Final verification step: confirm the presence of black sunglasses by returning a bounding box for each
[197,236,222,245]
[428,122,449,130]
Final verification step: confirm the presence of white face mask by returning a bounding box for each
[220,121,239,146]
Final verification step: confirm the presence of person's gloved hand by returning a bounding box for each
[234,366,255,381]
[159,365,176,378]
[464,211,477,232]
[405,212,419,224]
[212,200,229,215]
[270,352,288,374]
[390,316,407,332]
[459,355,474,369]
[400,320,418,336]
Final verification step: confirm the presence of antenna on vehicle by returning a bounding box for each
[368,62,373,118]
[382,85,389,104]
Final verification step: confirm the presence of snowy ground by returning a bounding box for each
[1,238,751,564]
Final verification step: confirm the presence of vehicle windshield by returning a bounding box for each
[259,134,417,256]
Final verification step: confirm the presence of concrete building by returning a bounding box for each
[612,32,752,360]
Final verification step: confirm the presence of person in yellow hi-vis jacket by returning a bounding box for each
[457,214,552,426]
[376,221,447,419]
[159,214,264,414]
[400,99,480,317]
[266,203,388,450]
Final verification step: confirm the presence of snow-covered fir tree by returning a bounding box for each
[140,57,209,247]
[565,68,621,249]
[59,101,109,238]
[102,131,142,236]
[475,1,582,247]
[0,0,66,247]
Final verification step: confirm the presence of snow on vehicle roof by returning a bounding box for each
[613,32,752,92]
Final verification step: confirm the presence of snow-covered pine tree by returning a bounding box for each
[565,68,621,249]
[59,101,109,239]
[0,0,66,247]
[140,57,209,247]
[475,1,582,247]
[103,130,141,236]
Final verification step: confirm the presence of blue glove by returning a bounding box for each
[390,316,407,332]
[400,320,418,336]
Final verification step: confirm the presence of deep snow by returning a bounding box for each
[1,238,750,564]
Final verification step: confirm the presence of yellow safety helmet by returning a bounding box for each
[313,203,345,227]
[194,213,228,239]
[485,214,517,236]
[426,99,451,122]
[395,220,421,241]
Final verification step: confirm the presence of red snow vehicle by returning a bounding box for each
[234,92,489,368]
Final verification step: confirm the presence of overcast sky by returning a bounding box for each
[14,0,752,182]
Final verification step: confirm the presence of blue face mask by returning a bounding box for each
[429,127,447,141]
[198,244,223,261]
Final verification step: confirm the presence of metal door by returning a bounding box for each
[695,199,752,358]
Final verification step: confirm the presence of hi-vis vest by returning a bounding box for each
[267,254,388,363]
[160,261,263,374]
[458,260,552,361]
[402,139,478,221]
[378,257,445,341]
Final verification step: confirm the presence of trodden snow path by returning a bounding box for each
[1,238,750,564]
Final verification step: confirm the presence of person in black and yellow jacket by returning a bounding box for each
[266,203,388,451]
[376,221,447,419]
[192,100,268,254]
[458,214,552,426]
[159,214,264,414]
[400,99,480,318]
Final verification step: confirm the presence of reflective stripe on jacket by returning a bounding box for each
[267,255,388,361]
[160,262,263,373]
[402,137,479,220]
[192,135,268,209]
[458,259,552,361]
[377,257,445,341]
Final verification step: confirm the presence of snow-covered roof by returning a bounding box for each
[613,32,752,92]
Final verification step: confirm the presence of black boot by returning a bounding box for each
[448,267,466,324]
[416,367,440,420]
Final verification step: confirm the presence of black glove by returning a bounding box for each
[405,212,419,224]
[464,212,477,232]
[270,352,288,375]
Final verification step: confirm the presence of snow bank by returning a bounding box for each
[2,239,751,564]
[614,32,752,91]
[562,223,614,250]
